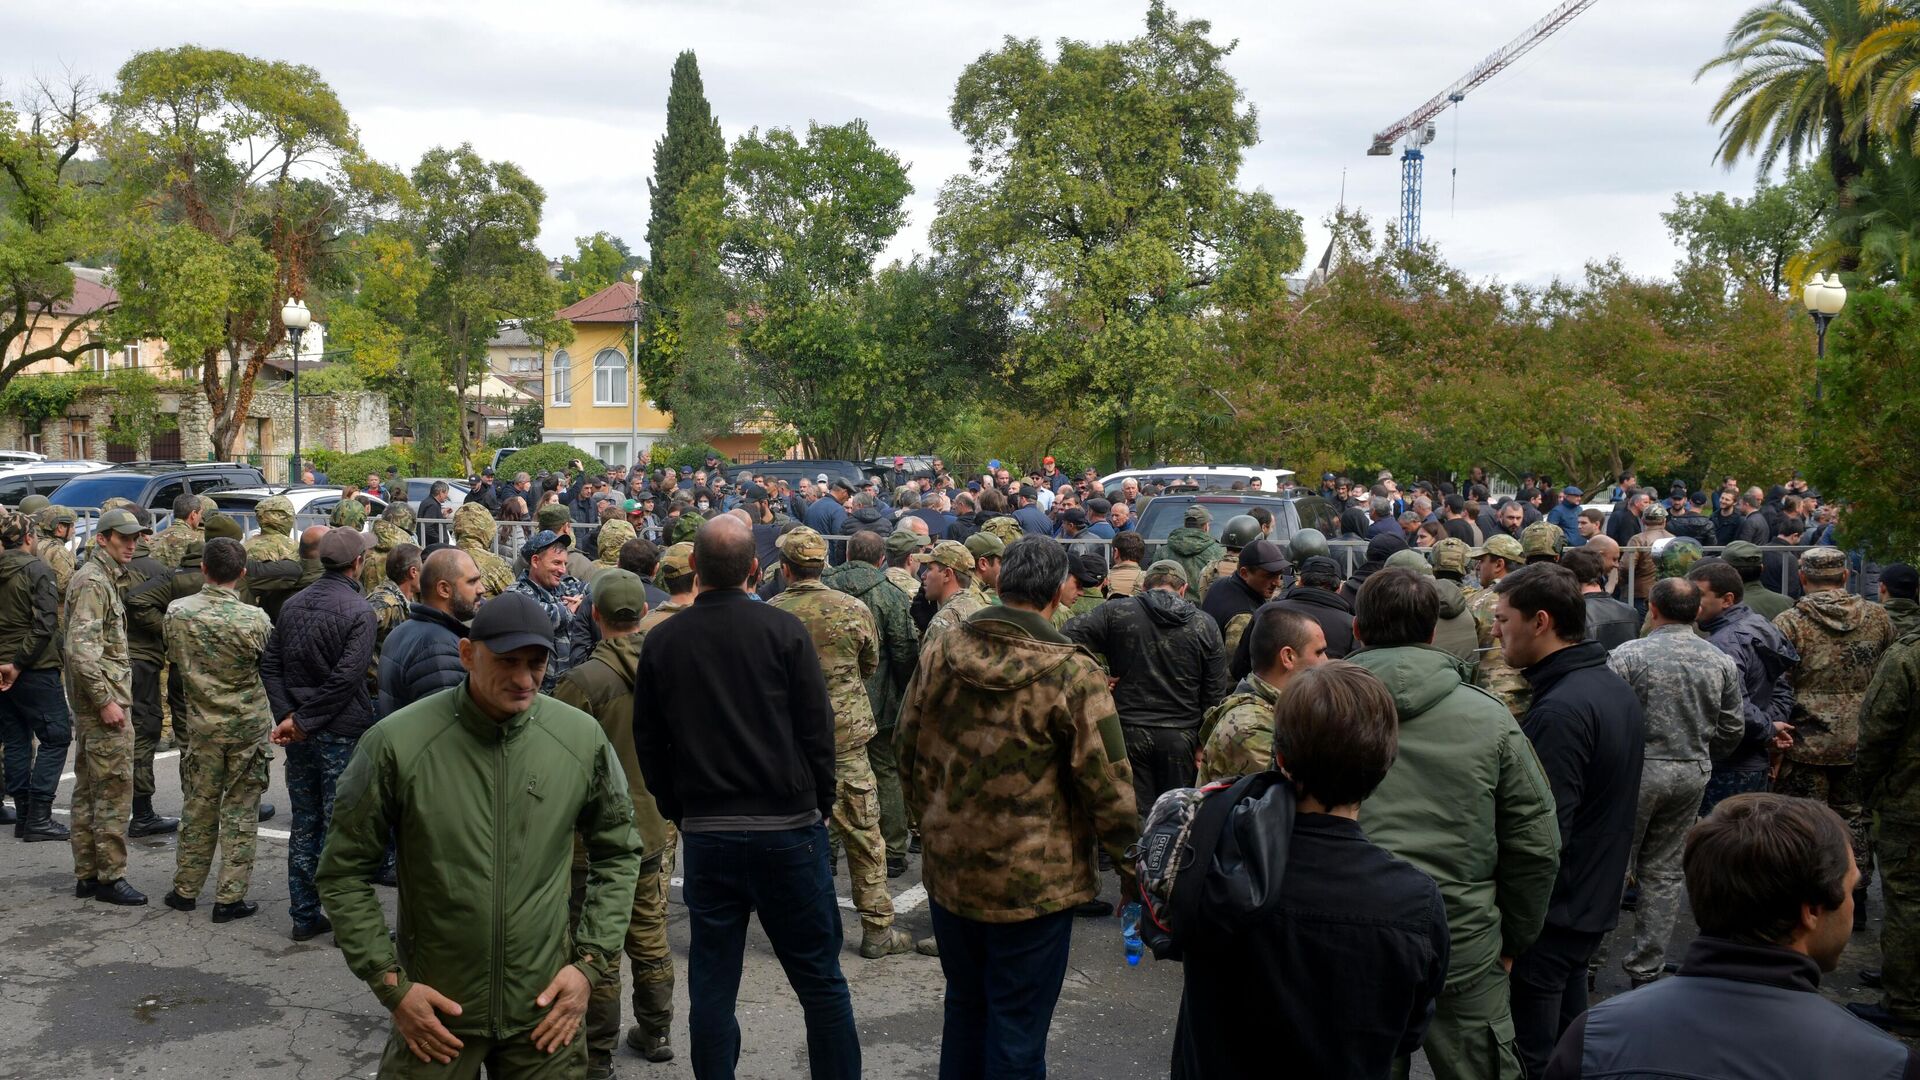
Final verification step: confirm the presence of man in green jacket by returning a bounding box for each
[552,570,677,1071]
[1347,568,1561,1080]
[825,529,920,874]
[318,591,642,1077]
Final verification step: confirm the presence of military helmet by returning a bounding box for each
[1288,527,1329,563]
[1521,520,1565,560]
[15,494,50,516]
[1656,536,1705,580]
[1220,515,1262,549]
[982,516,1024,545]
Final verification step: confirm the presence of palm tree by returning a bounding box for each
[1801,145,1920,283]
[1698,0,1894,210]
[1845,1,1920,141]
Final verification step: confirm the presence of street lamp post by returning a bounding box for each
[1802,272,1847,406]
[629,269,642,471]
[281,297,311,483]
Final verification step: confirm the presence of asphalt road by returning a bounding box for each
[0,739,1900,1079]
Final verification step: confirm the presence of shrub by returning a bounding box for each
[497,442,605,478]
[651,441,729,472]
[307,446,414,486]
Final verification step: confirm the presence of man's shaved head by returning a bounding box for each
[298,524,329,559]
[693,514,756,589]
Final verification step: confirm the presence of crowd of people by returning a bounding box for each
[1,453,1917,1080]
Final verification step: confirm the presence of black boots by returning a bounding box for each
[212,900,258,923]
[16,796,69,842]
[128,796,179,837]
[94,879,149,906]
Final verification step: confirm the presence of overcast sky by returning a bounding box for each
[8,0,1754,285]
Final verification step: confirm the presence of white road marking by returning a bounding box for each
[62,748,178,783]
[49,804,291,841]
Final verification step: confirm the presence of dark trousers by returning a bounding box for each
[929,902,1074,1080]
[1123,725,1199,823]
[681,823,859,1080]
[1510,923,1604,1079]
[0,668,71,802]
[285,732,356,927]
[1700,766,1769,817]
[132,658,164,799]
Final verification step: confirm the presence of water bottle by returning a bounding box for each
[1121,901,1144,966]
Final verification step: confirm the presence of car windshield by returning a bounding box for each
[48,475,147,509]
[1137,498,1302,543]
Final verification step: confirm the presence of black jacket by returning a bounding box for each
[1701,603,1800,772]
[1519,640,1645,934]
[1063,588,1228,728]
[1605,502,1642,546]
[1546,936,1919,1080]
[262,571,378,739]
[1735,510,1771,545]
[1229,585,1356,680]
[1583,592,1641,652]
[0,547,58,670]
[1173,814,1450,1080]
[632,589,836,825]
[377,603,468,718]
[1199,570,1265,640]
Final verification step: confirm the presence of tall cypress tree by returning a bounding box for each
[640,52,726,411]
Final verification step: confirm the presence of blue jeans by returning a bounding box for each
[929,902,1074,1080]
[285,732,356,927]
[0,668,72,802]
[681,823,859,1080]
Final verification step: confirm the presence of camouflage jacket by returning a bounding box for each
[1887,597,1920,641]
[368,580,411,654]
[506,573,594,693]
[126,549,303,659]
[245,496,300,563]
[329,498,367,529]
[64,547,132,714]
[895,604,1137,923]
[1606,624,1745,764]
[552,633,672,857]
[921,582,989,657]
[35,526,75,596]
[825,562,918,729]
[884,566,921,603]
[1050,587,1106,629]
[1470,584,1531,719]
[1775,589,1896,764]
[164,583,273,743]
[360,513,417,593]
[147,520,201,572]
[1196,556,1238,600]
[1196,673,1283,784]
[1858,629,1920,822]
[770,579,879,751]
[1106,564,1143,597]
[634,599,687,643]
[453,504,515,599]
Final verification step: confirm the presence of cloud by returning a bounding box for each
[8,0,1752,284]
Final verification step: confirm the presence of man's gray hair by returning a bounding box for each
[850,492,878,511]
[894,486,919,509]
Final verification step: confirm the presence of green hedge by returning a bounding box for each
[651,442,730,471]
[307,447,414,486]
[496,442,606,478]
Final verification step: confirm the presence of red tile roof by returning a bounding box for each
[555,281,641,324]
[42,275,116,316]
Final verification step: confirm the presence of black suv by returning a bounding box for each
[48,462,268,513]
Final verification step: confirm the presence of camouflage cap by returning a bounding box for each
[15,494,49,516]
[1432,537,1473,575]
[982,516,1024,544]
[592,569,648,622]
[1183,505,1212,527]
[0,513,27,548]
[1641,503,1668,522]
[204,512,244,541]
[778,525,828,567]
[1473,533,1525,563]
[97,507,148,536]
[1521,521,1565,558]
[912,540,973,574]
[658,542,694,578]
[1384,548,1434,577]
[98,497,133,515]
[1720,540,1764,570]
[1657,536,1705,579]
[1799,546,1848,574]
[1147,558,1190,584]
[536,504,571,530]
[885,528,925,556]
[964,532,1005,560]
[35,505,75,529]
[198,495,218,516]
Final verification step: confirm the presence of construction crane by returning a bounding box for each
[1368,0,1599,250]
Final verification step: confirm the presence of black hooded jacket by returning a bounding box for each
[1063,587,1229,728]
[1228,584,1356,679]
[1340,533,1408,603]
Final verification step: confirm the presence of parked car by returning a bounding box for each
[1100,465,1297,494]
[0,450,48,465]
[1132,493,1339,560]
[737,459,870,491]
[210,487,390,537]
[49,462,266,513]
[402,477,470,512]
[0,460,113,507]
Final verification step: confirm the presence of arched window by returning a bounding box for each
[551,349,571,405]
[593,348,628,406]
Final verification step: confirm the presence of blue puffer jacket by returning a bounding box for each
[262,571,378,739]
[377,604,469,718]
[1700,602,1801,772]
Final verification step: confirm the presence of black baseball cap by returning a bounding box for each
[469,591,555,655]
[1238,538,1288,573]
[1883,563,1918,595]
[1068,551,1107,588]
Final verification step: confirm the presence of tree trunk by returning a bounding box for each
[1112,414,1133,470]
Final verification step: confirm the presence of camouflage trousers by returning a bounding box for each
[867,725,910,862]
[1774,759,1875,889]
[172,738,271,905]
[830,742,893,934]
[70,706,134,883]
[285,733,357,927]
[1622,759,1710,981]
[570,836,678,1074]
[1877,817,1920,1024]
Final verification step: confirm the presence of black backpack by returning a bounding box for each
[1128,770,1296,961]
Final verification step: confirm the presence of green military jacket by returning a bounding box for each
[770,578,879,751]
[1049,587,1105,629]
[163,584,273,744]
[0,546,60,670]
[1742,580,1794,622]
[826,561,919,729]
[1196,673,1282,784]
[1776,589,1896,765]
[1469,583,1530,719]
[65,547,132,714]
[921,582,988,656]
[360,509,417,594]
[1887,597,1920,641]
[146,520,202,572]
[318,684,642,1037]
[128,553,305,652]
[1859,629,1920,824]
[551,634,671,858]
[1164,527,1225,595]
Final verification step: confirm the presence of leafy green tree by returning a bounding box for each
[99,46,405,456]
[1806,280,1920,559]
[557,231,638,305]
[0,78,114,390]
[1811,145,1920,283]
[1664,162,1830,291]
[932,2,1304,465]
[656,165,745,445]
[639,51,727,411]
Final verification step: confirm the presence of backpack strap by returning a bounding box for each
[1167,770,1268,936]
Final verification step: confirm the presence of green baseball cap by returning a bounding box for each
[536,504,571,530]
[1147,558,1189,584]
[97,508,149,536]
[204,512,244,541]
[964,532,1004,560]
[885,529,924,556]
[1385,549,1434,576]
[1721,540,1764,570]
[592,569,647,622]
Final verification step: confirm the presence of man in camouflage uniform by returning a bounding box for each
[148,494,217,571]
[980,514,1024,550]
[160,537,273,922]
[1197,515,1262,600]
[328,492,367,529]
[769,526,922,958]
[66,508,151,905]
[883,529,924,601]
[589,518,636,582]
[1196,606,1328,783]
[554,570,679,1066]
[452,501,515,600]
[1723,539,1794,621]
[825,529,920,875]
[245,496,300,562]
[34,505,77,597]
[636,543,694,640]
[895,536,1138,1075]
[507,529,593,693]
[358,501,417,594]
[1469,533,1530,718]
[1605,577,1745,986]
[1851,614,1920,1036]
[365,543,418,656]
[1520,519,1565,566]
[965,531,1005,605]
[915,540,988,656]
[1773,546,1896,914]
